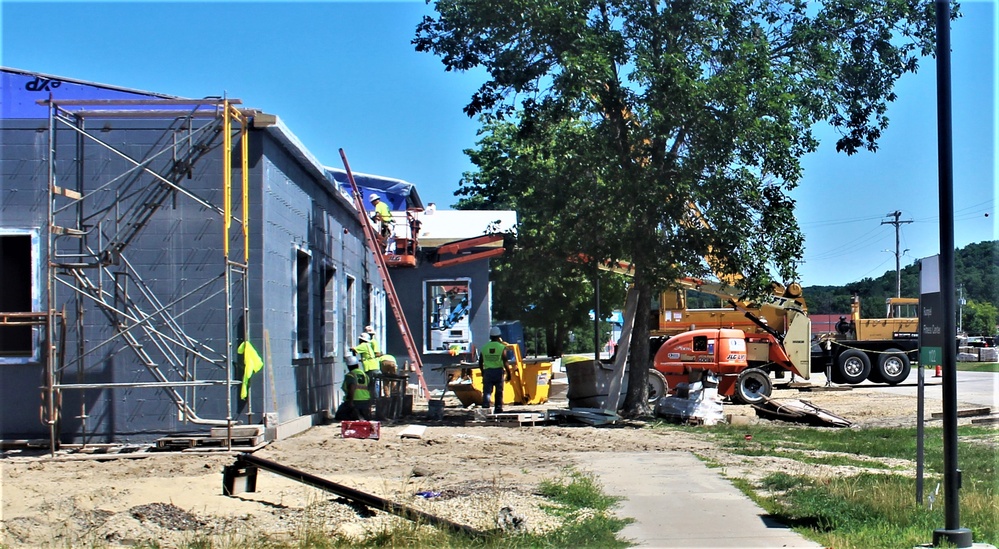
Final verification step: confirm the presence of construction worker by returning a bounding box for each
[335,355,371,421]
[479,326,513,415]
[369,194,394,252]
[364,325,381,356]
[353,332,380,394]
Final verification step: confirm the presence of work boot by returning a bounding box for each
[494,407,503,414]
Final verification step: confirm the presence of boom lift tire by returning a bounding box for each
[733,368,772,405]
[877,349,910,385]
[646,369,668,404]
[835,349,871,385]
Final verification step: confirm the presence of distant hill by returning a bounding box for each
[804,240,998,317]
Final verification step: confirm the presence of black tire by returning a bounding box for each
[647,369,668,404]
[835,349,871,384]
[732,368,772,405]
[877,349,911,385]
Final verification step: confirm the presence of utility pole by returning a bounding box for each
[882,210,913,297]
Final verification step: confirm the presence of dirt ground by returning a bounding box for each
[0,380,987,548]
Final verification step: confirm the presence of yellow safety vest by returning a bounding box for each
[481,341,507,369]
[353,342,380,372]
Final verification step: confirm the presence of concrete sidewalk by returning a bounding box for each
[573,451,824,548]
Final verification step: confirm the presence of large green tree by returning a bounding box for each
[454,119,629,356]
[416,0,951,416]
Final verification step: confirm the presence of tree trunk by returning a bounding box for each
[545,325,564,357]
[622,279,652,418]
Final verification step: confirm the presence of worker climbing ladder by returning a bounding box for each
[339,149,429,398]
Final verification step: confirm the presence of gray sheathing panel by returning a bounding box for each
[1,122,69,438]
[254,134,376,426]
[386,257,491,390]
[0,117,383,442]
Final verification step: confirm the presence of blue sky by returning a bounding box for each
[2,1,995,287]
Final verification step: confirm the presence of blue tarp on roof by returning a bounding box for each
[1,67,176,119]
[326,168,424,212]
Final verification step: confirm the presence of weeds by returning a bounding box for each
[537,469,620,511]
[697,424,999,548]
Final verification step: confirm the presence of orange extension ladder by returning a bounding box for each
[339,149,428,398]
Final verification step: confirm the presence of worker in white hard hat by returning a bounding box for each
[368,194,395,252]
[479,326,513,415]
[353,332,380,374]
[364,325,381,356]
[334,355,371,421]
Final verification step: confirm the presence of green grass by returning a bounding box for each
[955,362,999,373]
[696,424,999,549]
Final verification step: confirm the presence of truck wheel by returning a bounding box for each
[877,349,911,385]
[733,368,772,405]
[647,369,668,404]
[836,349,871,384]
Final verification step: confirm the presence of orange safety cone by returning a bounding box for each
[934,364,942,378]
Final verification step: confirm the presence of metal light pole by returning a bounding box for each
[932,1,972,546]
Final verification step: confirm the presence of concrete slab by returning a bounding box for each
[573,451,823,548]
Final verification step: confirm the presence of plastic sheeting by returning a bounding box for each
[326,168,424,212]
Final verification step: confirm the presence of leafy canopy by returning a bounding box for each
[416,0,945,295]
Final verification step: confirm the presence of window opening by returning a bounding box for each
[0,234,33,357]
[322,266,337,358]
[295,249,311,356]
[345,275,356,346]
[424,279,470,353]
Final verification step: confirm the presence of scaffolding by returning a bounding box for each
[38,97,251,452]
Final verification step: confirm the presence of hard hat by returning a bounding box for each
[364,325,375,334]
[368,193,380,203]
[489,326,502,337]
[359,332,371,342]
[345,355,359,367]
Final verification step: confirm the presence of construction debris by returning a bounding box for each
[223,453,487,537]
[654,374,725,426]
[751,397,852,427]
[399,425,427,439]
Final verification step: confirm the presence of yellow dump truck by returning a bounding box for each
[813,294,918,385]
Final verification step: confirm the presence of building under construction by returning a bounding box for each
[0,68,440,447]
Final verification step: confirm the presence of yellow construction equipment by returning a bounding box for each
[446,342,553,407]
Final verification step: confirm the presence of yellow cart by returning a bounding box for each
[447,344,552,407]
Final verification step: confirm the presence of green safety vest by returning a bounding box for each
[481,341,507,369]
[343,369,371,402]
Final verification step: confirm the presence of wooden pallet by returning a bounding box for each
[487,412,550,427]
[155,433,265,450]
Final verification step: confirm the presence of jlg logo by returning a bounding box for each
[25,77,62,92]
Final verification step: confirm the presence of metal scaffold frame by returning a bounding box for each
[39,97,252,453]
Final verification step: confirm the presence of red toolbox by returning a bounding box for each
[341,420,380,440]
